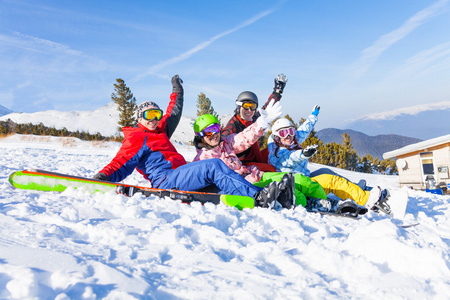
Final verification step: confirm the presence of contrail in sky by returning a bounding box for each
[349,0,449,79]
[134,8,276,81]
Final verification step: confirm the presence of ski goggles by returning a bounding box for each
[196,123,221,137]
[236,101,257,111]
[276,127,296,138]
[142,109,163,121]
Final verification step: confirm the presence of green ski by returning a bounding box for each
[8,169,254,210]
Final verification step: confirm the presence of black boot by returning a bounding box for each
[255,181,279,209]
[277,173,296,209]
[336,199,359,217]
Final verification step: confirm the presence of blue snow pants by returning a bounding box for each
[158,158,262,198]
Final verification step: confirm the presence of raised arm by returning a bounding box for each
[261,73,288,109]
[163,75,184,139]
[295,105,320,144]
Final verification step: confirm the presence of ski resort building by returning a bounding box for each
[383,134,450,191]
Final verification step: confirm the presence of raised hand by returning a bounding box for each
[274,73,288,94]
[171,74,183,92]
[311,105,320,116]
[256,99,283,129]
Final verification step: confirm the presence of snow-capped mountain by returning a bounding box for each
[0,103,121,137]
[343,101,450,140]
[0,104,13,117]
[0,103,195,145]
[0,104,232,146]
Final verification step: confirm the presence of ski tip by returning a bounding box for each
[8,172,18,188]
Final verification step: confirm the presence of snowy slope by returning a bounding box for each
[344,101,450,140]
[0,135,449,299]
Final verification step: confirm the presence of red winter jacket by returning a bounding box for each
[99,90,186,186]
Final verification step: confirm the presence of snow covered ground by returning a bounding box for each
[1,134,449,299]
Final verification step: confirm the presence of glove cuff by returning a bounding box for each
[172,86,183,93]
[171,76,183,92]
[274,88,283,94]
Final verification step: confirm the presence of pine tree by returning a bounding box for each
[111,78,137,131]
[196,92,219,118]
[342,133,358,171]
[357,154,373,173]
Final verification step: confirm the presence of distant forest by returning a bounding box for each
[0,119,122,142]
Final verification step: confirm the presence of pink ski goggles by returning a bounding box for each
[276,127,295,138]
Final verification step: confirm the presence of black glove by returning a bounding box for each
[171,74,183,93]
[93,172,109,181]
[274,73,287,94]
[302,145,318,158]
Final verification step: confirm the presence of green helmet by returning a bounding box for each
[194,114,220,133]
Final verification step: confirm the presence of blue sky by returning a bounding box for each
[1,0,449,130]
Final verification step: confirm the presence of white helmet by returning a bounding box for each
[272,118,294,137]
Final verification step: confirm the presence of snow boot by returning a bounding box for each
[306,198,336,212]
[276,173,296,209]
[336,199,359,217]
[255,181,280,209]
[357,206,368,215]
[364,186,381,209]
[364,187,392,215]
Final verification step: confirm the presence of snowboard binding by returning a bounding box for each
[371,189,392,215]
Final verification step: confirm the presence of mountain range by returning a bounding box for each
[0,104,12,116]
[316,128,422,159]
[342,101,450,140]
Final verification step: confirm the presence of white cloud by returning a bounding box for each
[348,0,449,79]
[0,32,112,76]
[0,32,81,56]
[134,8,276,81]
[398,42,450,77]
[358,100,450,120]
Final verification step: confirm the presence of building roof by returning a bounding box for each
[383,134,450,159]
